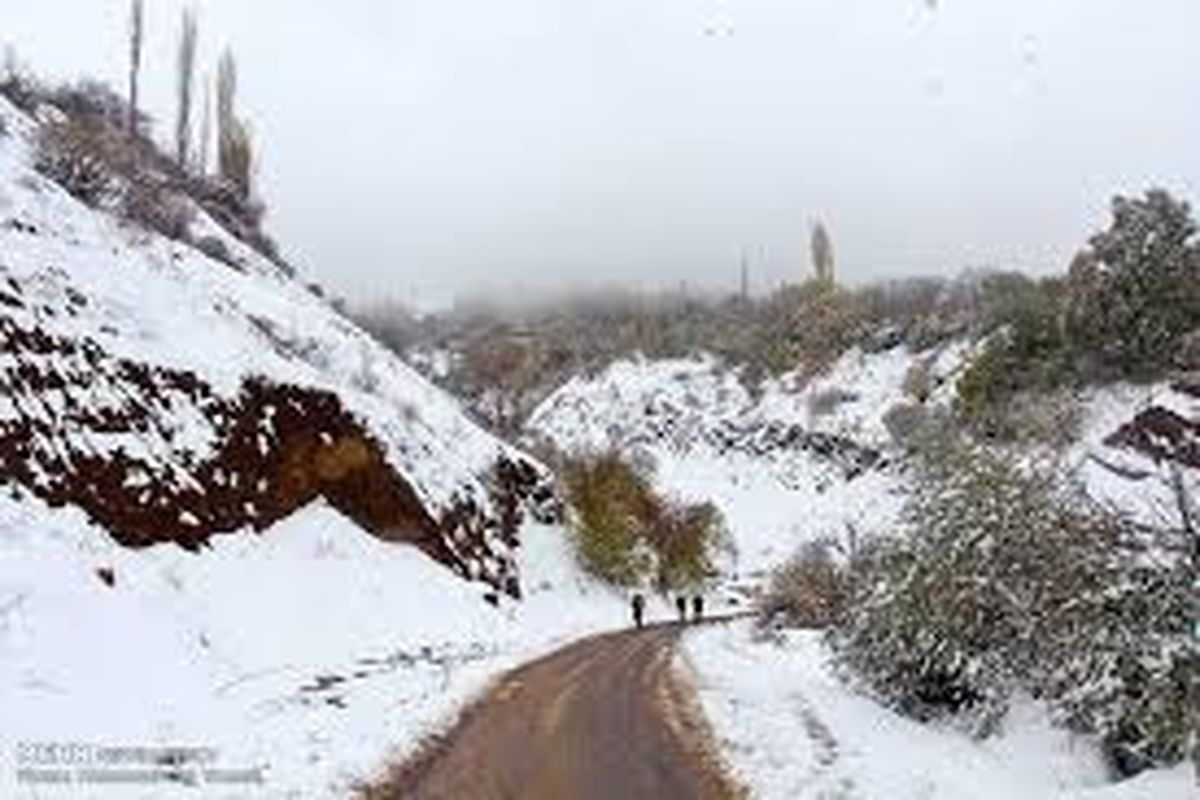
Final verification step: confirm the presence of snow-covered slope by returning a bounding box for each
[0,486,622,798]
[529,346,1197,798]
[682,622,1193,800]
[527,349,953,575]
[0,96,550,593]
[528,343,1199,576]
[0,91,630,798]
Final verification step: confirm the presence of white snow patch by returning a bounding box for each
[682,621,1192,800]
[0,492,625,798]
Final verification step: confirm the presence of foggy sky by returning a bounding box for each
[2,0,1198,308]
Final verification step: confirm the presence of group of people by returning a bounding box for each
[629,593,704,629]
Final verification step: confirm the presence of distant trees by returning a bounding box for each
[811,220,836,285]
[216,48,253,198]
[197,77,211,176]
[18,31,277,262]
[127,0,143,136]
[958,189,1200,433]
[174,6,198,168]
[459,328,547,434]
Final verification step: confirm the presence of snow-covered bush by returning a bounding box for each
[831,432,1195,776]
[34,115,118,205]
[758,540,849,628]
[1066,189,1200,378]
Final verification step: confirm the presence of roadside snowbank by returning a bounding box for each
[681,621,1193,800]
[0,491,624,798]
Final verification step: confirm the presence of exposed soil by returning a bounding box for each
[363,623,743,800]
[0,264,549,595]
[1104,403,1200,469]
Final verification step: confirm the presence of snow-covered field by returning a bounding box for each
[682,622,1194,800]
[0,490,625,798]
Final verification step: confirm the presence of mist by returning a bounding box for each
[3,0,1198,307]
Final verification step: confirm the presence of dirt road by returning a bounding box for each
[364,622,742,800]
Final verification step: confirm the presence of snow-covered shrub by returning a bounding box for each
[902,356,935,402]
[34,115,118,205]
[1065,189,1200,379]
[758,540,849,628]
[831,433,1195,775]
[882,403,928,446]
[807,386,858,419]
[193,234,235,267]
[119,173,194,240]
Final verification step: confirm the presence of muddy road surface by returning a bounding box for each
[365,622,742,800]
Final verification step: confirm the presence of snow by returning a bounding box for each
[2,79,1194,800]
[681,621,1193,800]
[526,350,939,575]
[0,490,625,798]
[0,95,526,542]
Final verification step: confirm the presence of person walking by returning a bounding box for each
[631,593,646,629]
[675,595,687,623]
[692,594,705,623]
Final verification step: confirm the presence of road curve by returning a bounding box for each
[363,622,742,800]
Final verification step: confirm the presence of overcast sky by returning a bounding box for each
[2,0,1198,307]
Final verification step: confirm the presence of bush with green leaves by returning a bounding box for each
[958,190,1200,430]
[560,451,727,592]
[830,432,1194,775]
[1066,190,1200,378]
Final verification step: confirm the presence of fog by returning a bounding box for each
[3,0,1198,307]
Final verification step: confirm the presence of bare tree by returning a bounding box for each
[216,48,252,197]
[174,6,198,168]
[197,74,212,176]
[127,0,144,136]
[811,220,836,285]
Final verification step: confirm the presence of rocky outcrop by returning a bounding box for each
[1103,403,1200,470]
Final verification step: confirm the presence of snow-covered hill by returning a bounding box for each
[0,93,631,797]
[528,344,1199,575]
[530,349,1196,798]
[0,96,551,594]
[527,349,946,575]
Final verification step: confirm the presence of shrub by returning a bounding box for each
[34,116,119,205]
[194,234,235,267]
[807,386,858,419]
[561,452,659,587]
[120,175,194,240]
[1065,189,1200,378]
[758,540,848,628]
[647,498,726,594]
[902,357,935,403]
[882,402,929,446]
[830,432,1195,773]
[561,451,728,592]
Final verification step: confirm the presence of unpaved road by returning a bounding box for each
[365,622,742,800]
